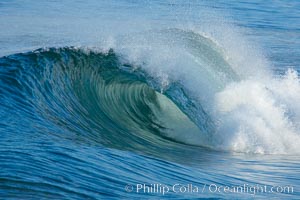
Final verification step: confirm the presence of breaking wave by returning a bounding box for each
[1,28,300,155]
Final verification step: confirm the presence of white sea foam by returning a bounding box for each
[94,6,300,154]
[215,69,300,154]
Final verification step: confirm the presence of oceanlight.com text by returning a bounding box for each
[125,183,294,196]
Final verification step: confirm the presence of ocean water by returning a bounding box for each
[0,0,300,199]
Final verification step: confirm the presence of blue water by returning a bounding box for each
[1,0,300,199]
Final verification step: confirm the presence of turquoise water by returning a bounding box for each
[0,1,300,199]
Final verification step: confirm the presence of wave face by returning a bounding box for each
[0,46,209,155]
